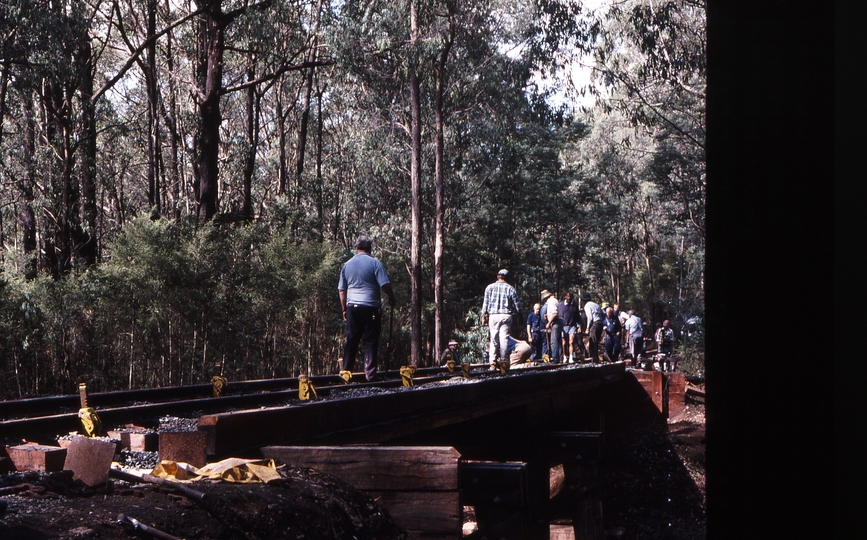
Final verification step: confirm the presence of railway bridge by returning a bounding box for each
[1,362,687,539]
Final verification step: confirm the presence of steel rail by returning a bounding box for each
[0,361,586,443]
[0,362,565,421]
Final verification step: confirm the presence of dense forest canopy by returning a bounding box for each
[0,0,704,396]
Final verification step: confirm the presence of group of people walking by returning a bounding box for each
[480,269,677,370]
[335,236,676,382]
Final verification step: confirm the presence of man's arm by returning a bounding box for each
[339,289,347,321]
[481,286,490,324]
[511,288,521,315]
[382,283,396,306]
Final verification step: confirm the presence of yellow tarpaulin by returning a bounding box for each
[150,457,282,484]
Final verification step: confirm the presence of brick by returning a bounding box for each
[63,436,117,486]
[159,431,207,468]
[6,444,67,472]
[107,430,159,452]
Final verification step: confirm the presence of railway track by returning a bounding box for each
[0,361,570,442]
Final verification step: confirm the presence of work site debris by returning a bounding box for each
[150,457,282,484]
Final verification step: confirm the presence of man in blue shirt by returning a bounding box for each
[526,303,543,361]
[338,235,396,381]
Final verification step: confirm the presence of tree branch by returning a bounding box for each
[93,5,207,103]
[221,60,335,95]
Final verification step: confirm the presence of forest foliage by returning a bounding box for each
[0,0,705,397]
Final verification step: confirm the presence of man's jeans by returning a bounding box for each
[344,303,382,380]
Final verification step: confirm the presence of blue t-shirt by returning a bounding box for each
[527,312,542,333]
[337,253,390,307]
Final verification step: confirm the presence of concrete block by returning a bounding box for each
[159,431,207,468]
[6,444,67,472]
[63,436,117,486]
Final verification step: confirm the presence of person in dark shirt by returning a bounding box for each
[440,339,461,366]
[559,292,579,362]
[604,306,623,362]
[526,303,544,361]
[655,320,676,371]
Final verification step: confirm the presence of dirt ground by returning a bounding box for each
[0,465,407,540]
[599,388,707,539]
[1,389,705,540]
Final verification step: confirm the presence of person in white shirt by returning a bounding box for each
[624,310,644,366]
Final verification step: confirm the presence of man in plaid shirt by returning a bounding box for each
[481,269,522,367]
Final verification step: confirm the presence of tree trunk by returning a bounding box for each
[78,34,98,266]
[146,0,162,215]
[195,0,227,224]
[433,10,454,365]
[19,95,38,278]
[409,0,423,367]
[42,77,78,276]
[0,66,6,261]
[293,0,323,204]
[276,86,288,195]
[316,79,325,240]
[242,49,258,219]
[164,0,182,219]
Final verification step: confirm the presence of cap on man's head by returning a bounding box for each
[355,235,373,251]
[448,339,458,346]
[497,269,509,277]
[601,302,610,309]
[582,292,592,301]
[540,289,553,302]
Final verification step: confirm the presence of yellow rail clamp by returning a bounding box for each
[212,376,228,398]
[339,370,353,383]
[495,360,508,375]
[77,382,103,437]
[298,375,317,400]
[461,362,470,378]
[400,365,416,387]
[542,354,550,363]
[78,407,103,437]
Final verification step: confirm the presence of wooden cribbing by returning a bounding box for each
[461,461,546,540]
[667,371,686,418]
[262,445,459,490]
[534,432,602,466]
[262,446,461,539]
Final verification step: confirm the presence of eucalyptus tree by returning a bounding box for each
[589,0,706,238]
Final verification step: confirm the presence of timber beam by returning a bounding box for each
[199,363,625,457]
